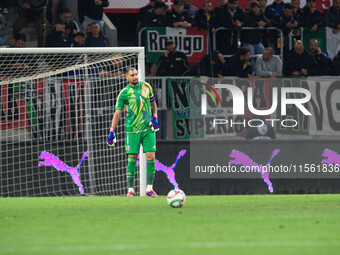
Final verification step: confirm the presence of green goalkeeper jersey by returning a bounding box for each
[115,81,154,133]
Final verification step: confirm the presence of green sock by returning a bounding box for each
[147,159,156,185]
[127,157,137,188]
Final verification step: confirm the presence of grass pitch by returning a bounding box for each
[1,194,340,255]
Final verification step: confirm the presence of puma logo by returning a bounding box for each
[38,151,88,194]
[229,149,280,193]
[137,150,187,189]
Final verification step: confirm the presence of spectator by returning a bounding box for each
[60,8,80,39]
[45,18,68,47]
[243,1,270,57]
[215,0,227,8]
[0,12,8,46]
[141,1,167,29]
[228,46,253,77]
[271,3,299,35]
[156,40,189,76]
[244,0,254,14]
[13,33,26,48]
[258,0,267,14]
[136,0,158,34]
[12,0,48,47]
[85,22,109,47]
[265,0,284,20]
[308,39,331,75]
[78,0,109,30]
[291,0,302,19]
[214,0,245,55]
[166,0,193,28]
[199,50,228,78]
[99,54,125,77]
[324,0,340,34]
[184,0,198,19]
[0,0,9,14]
[195,1,217,33]
[255,47,282,77]
[300,0,323,31]
[68,31,87,47]
[49,0,67,24]
[330,50,340,75]
[284,40,316,76]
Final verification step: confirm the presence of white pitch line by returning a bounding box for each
[1,240,340,253]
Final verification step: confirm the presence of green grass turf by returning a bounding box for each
[1,195,340,255]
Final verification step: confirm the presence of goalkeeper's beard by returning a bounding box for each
[131,79,138,86]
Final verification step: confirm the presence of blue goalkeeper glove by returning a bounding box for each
[149,113,159,132]
[107,128,116,147]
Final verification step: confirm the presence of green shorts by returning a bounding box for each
[126,129,156,154]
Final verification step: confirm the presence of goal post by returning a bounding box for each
[0,47,147,197]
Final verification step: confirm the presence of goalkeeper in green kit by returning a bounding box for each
[107,67,159,197]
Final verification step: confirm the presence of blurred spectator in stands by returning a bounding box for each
[271,3,299,35]
[259,0,267,14]
[68,31,86,47]
[45,18,67,47]
[271,3,299,54]
[50,0,67,25]
[141,1,167,29]
[244,0,254,13]
[0,12,8,45]
[291,0,302,19]
[85,22,109,47]
[195,1,216,32]
[60,8,79,39]
[14,33,26,47]
[136,0,158,35]
[156,40,189,76]
[243,1,270,57]
[324,0,340,34]
[12,0,48,47]
[0,0,9,14]
[228,46,252,77]
[245,115,276,140]
[300,0,323,32]
[199,50,228,78]
[265,0,284,20]
[166,0,193,28]
[284,40,316,76]
[308,39,331,75]
[330,50,340,75]
[78,0,109,30]
[255,47,282,77]
[99,54,125,77]
[184,0,198,19]
[214,0,245,55]
[195,0,216,51]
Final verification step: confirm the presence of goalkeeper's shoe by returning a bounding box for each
[146,190,159,197]
[126,191,135,197]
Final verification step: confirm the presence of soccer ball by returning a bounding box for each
[167,189,186,208]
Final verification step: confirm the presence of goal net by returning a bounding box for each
[0,47,146,197]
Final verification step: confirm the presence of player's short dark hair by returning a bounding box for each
[61,7,72,14]
[126,67,137,75]
[14,33,26,42]
[237,46,250,56]
[284,3,294,9]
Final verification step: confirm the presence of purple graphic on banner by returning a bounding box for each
[137,150,187,189]
[322,149,340,165]
[38,151,88,194]
[229,149,280,193]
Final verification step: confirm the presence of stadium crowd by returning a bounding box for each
[0,0,339,77]
[137,0,340,77]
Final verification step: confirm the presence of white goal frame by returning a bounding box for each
[0,47,147,197]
